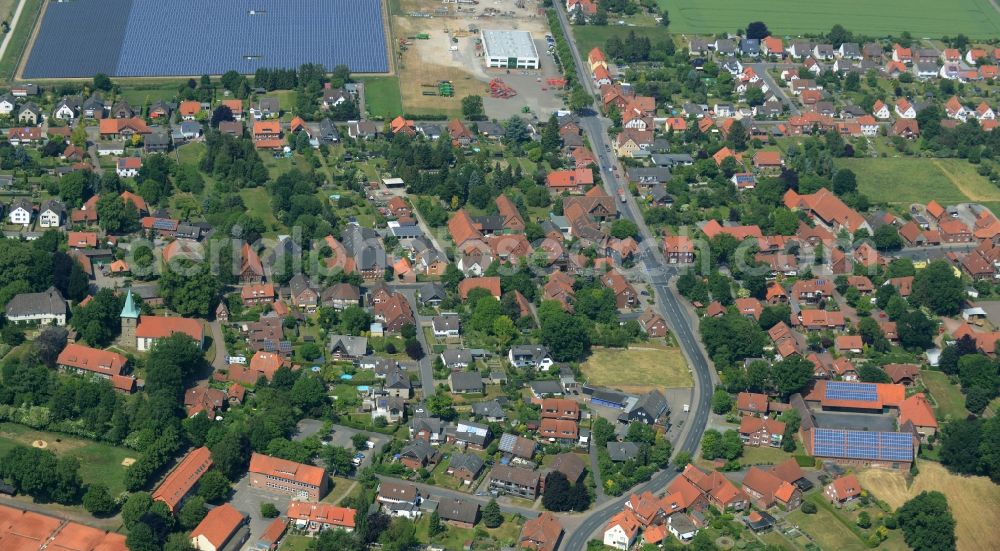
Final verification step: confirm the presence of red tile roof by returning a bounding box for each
[287,502,356,529]
[605,509,641,539]
[739,416,785,437]
[448,209,483,246]
[520,511,563,551]
[899,393,937,429]
[135,315,204,342]
[784,187,866,232]
[458,276,501,300]
[737,392,768,413]
[56,343,128,377]
[828,474,861,501]
[191,503,245,550]
[546,168,594,189]
[249,452,326,487]
[179,100,202,116]
[152,446,212,511]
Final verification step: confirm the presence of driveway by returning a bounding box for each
[393,286,436,397]
[325,424,391,472]
[207,320,229,371]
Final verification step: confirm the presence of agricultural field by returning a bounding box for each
[0,422,135,496]
[581,344,691,393]
[834,157,1000,211]
[859,460,1000,551]
[661,0,1000,38]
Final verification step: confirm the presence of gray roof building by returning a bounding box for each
[327,335,368,357]
[5,286,66,325]
[448,371,483,394]
[448,453,484,477]
[471,400,505,421]
[607,441,640,462]
[437,498,479,525]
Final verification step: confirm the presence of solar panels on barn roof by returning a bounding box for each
[24,0,388,78]
[812,428,913,462]
[824,381,878,402]
[152,219,176,231]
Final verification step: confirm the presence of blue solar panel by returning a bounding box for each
[153,219,175,230]
[812,428,913,462]
[25,0,388,78]
[825,381,878,402]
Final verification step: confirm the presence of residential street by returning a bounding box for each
[393,285,437,397]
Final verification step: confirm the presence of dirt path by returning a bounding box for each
[932,159,992,201]
[332,481,358,504]
[0,0,27,63]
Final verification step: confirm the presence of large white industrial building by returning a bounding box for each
[481,29,540,69]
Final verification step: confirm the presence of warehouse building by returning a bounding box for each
[481,29,540,69]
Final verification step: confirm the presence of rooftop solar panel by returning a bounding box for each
[25,0,388,78]
[824,381,878,402]
[812,428,913,463]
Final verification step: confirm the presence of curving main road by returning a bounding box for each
[551,5,716,549]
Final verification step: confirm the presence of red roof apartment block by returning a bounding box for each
[248,453,328,500]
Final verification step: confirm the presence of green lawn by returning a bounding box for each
[359,76,403,119]
[174,142,206,168]
[921,369,969,421]
[787,499,870,551]
[662,0,1000,38]
[278,534,312,551]
[0,423,135,495]
[415,513,524,550]
[0,0,44,82]
[238,186,280,233]
[834,157,1000,208]
[572,26,674,59]
[740,445,794,466]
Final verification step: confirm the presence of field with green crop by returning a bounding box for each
[833,157,1000,210]
[661,0,1000,38]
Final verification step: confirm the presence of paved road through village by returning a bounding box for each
[551,4,717,548]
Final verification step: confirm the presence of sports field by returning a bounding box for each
[859,461,1000,551]
[834,157,1000,211]
[0,423,134,495]
[582,345,691,393]
[663,0,1000,38]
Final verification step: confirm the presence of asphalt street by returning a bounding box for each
[552,4,715,549]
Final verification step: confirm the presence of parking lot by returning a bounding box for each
[324,424,392,472]
[227,474,289,549]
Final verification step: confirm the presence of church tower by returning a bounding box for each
[120,289,140,346]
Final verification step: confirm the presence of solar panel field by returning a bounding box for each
[23,0,389,78]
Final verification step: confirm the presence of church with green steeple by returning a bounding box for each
[120,288,140,345]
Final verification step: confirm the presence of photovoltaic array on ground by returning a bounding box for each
[812,428,914,462]
[24,0,388,78]
[824,382,878,402]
